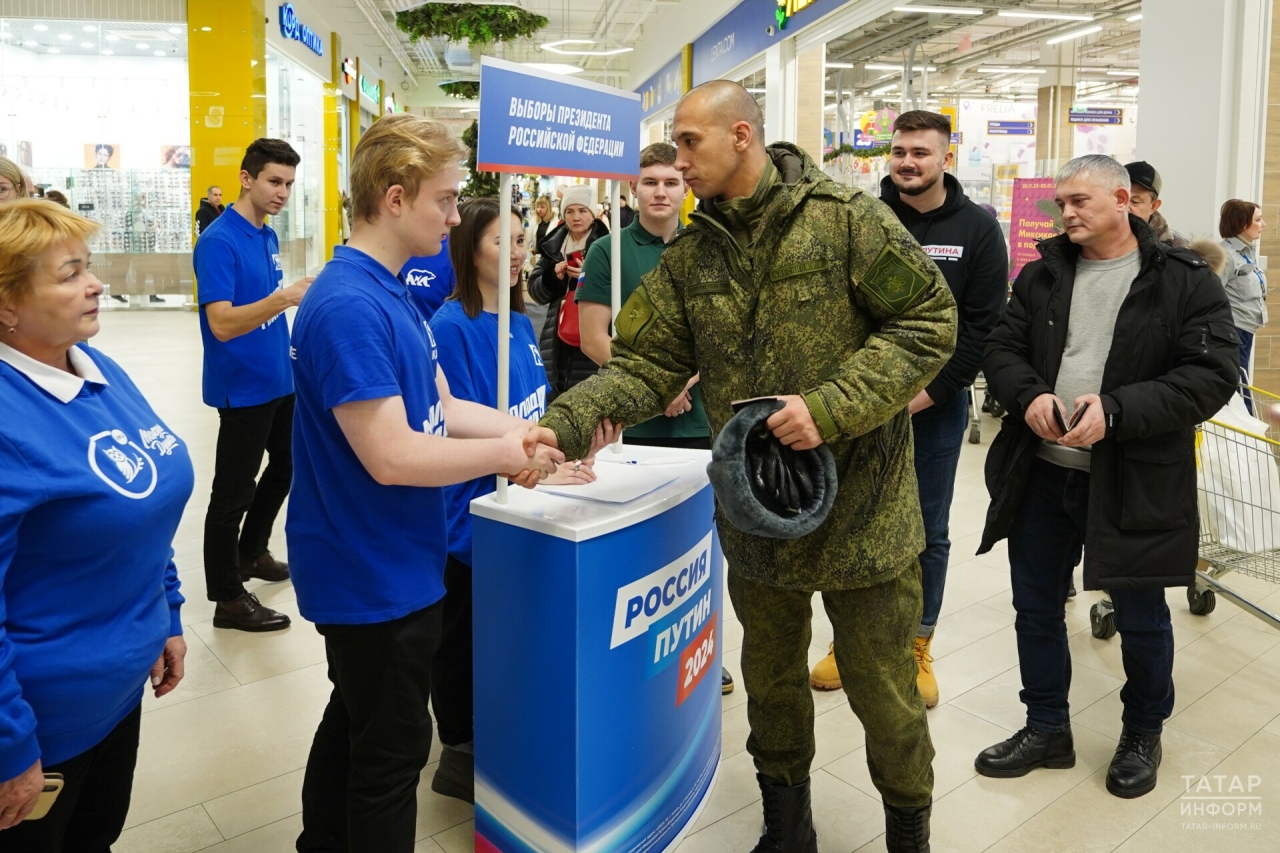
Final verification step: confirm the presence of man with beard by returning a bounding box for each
[810,111,1007,709]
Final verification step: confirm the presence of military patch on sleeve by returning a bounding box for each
[859,243,932,315]
[615,286,658,348]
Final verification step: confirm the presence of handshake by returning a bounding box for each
[502,419,620,489]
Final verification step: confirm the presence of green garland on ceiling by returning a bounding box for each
[396,4,549,45]
[439,80,480,100]
[823,143,891,162]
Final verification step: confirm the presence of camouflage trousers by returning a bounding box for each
[726,562,934,807]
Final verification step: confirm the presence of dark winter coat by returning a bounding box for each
[528,218,611,394]
[194,199,223,236]
[979,215,1239,590]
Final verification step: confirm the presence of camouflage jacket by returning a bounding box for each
[540,144,957,589]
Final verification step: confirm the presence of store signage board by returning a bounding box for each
[1010,177,1060,281]
[279,3,323,57]
[1068,108,1124,125]
[691,0,838,86]
[359,75,381,109]
[988,120,1035,136]
[637,52,684,119]
[477,56,641,181]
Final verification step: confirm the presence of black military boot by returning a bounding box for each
[750,774,818,853]
[974,725,1075,777]
[1106,726,1162,799]
[884,801,931,853]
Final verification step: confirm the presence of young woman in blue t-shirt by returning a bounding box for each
[428,198,596,803]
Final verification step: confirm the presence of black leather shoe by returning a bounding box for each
[750,774,818,853]
[240,551,290,583]
[884,801,931,853]
[1106,727,1161,798]
[213,592,291,632]
[975,726,1075,778]
[432,745,474,803]
[722,667,735,695]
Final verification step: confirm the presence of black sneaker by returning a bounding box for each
[975,726,1075,778]
[432,745,474,803]
[722,667,735,695]
[1106,727,1161,798]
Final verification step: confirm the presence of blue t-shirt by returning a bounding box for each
[401,240,457,322]
[430,301,548,566]
[287,245,449,625]
[0,343,190,778]
[194,206,293,408]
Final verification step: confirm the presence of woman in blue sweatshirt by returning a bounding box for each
[0,200,190,847]
[427,198,596,803]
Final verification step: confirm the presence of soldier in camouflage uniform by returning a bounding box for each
[539,81,957,853]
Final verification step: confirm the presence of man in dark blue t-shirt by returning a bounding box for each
[401,237,456,321]
[195,138,313,632]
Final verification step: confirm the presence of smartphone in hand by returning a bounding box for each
[1068,401,1090,431]
[1052,403,1069,435]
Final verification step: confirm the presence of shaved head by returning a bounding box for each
[672,81,769,201]
[679,80,765,143]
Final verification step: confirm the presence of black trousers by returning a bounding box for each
[297,603,443,853]
[430,556,474,748]
[0,705,141,853]
[203,394,294,602]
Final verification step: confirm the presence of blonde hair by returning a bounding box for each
[534,195,554,223]
[349,114,467,223]
[0,156,29,199]
[0,199,100,309]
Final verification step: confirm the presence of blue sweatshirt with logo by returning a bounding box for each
[0,343,190,779]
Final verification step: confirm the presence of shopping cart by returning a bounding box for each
[1089,386,1280,639]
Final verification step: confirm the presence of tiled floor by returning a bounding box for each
[96,310,1280,853]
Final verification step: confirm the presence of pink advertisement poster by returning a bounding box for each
[1009,178,1061,281]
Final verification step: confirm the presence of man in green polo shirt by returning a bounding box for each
[577,141,733,695]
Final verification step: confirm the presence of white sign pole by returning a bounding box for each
[609,178,623,452]
[497,172,513,504]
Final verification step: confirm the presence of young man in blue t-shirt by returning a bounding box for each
[195,139,313,632]
[288,114,591,853]
[400,236,457,321]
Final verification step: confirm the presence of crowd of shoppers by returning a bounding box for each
[0,80,1255,852]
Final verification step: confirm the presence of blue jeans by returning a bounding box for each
[1008,459,1175,735]
[913,390,970,635]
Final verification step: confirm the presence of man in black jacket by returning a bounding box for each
[195,185,224,236]
[810,111,1007,709]
[975,155,1238,799]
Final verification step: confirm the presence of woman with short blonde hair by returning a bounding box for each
[0,200,191,847]
[0,156,28,204]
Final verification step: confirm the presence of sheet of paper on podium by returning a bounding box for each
[537,464,678,504]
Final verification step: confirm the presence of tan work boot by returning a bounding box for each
[915,632,938,708]
[810,643,842,690]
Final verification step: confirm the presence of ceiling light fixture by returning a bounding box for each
[83,25,97,32]
[541,39,632,56]
[105,35,118,42]
[81,41,94,48]
[168,27,182,34]
[1106,70,1139,76]
[894,5,984,15]
[825,62,854,69]
[520,62,584,75]
[865,63,936,71]
[999,11,1093,22]
[136,43,149,49]
[977,66,1047,73]
[1046,25,1103,45]
[23,40,36,46]
[872,83,899,95]
[1126,14,1143,22]
[33,24,48,32]
[154,50,166,56]
[58,34,72,40]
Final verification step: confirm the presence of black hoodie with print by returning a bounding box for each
[880,172,1009,405]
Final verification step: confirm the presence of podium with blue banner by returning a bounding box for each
[470,447,723,853]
